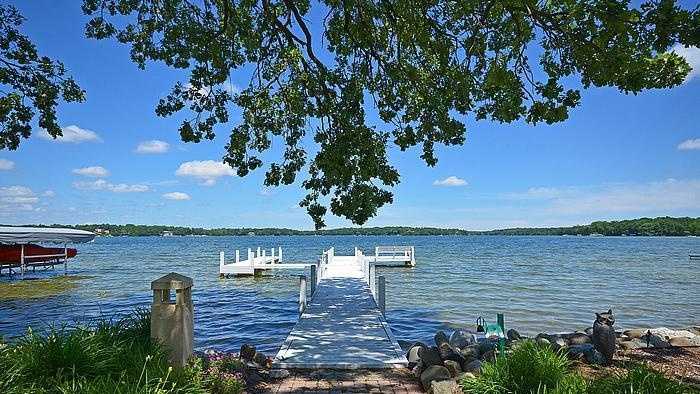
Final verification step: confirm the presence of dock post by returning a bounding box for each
[378,276,386,315]
[219,251,225,266]
[257,247,261,258]
[310,265,317,296]
[235,250,240,264]
[279,247,282,262]
[299,275,307,314]
[369,263,376,297]
[248,249,254,267]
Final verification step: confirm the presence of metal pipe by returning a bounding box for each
[20,243,25,280]
[378,276,386,315]
[299,275,307,314]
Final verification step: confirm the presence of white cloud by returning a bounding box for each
[672,44,700,83]
[163,192,191,200]
[506,179,700,215]
[43,190,56,197]
[0,159,15,170]
[433,176,468,187]
[185,81,240,98]
[678,138,700,151]
[175,160,235,185]
[39,125,102,143]
[0,186,39,211]
[73,179,149,193]
[73,166,110,177]
[135,140,170,154]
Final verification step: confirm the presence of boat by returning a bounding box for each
[0,226,95,278]
[0,244,77,263]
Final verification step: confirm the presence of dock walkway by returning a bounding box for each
[273,249,406,369]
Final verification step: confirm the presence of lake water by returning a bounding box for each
[1,235,698,353]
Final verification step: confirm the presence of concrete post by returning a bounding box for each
[151,273,194,368]
[378,276,386,315]
[299,275,307,314]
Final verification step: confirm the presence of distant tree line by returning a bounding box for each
[5,217,698,237]
[473,217,700,236]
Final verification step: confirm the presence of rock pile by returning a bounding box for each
[406,330,501,393]
[407,325,700,392]
[528,325,700,365]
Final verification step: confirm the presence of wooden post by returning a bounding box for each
[378,276,386,315]
[299,275,307,314]
[279,247,282,262]
[369,264,376,297]
[235,250,240,264]
[310,265,317,296]
[257,247,261,257]
[219,251,225,266]
[248,249,254,267]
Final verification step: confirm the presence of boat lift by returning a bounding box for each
[0,226,95,279]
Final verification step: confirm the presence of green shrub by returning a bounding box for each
[462,341,573,394]
[459,341,698,394]
[588,364,697,394]
[0,310,242,394]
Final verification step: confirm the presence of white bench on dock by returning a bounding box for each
[219,247,283,277]
[367,245,416,267]
[273,247,407,369]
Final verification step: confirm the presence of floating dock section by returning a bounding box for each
[219,247,315,277]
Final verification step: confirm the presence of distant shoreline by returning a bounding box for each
[3,216,698,237]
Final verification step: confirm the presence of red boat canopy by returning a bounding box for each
[0,226,95,244]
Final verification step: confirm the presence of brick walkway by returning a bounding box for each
[260,369,424,393]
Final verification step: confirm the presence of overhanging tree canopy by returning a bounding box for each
[4,1,698,228]
[0,4,85,150]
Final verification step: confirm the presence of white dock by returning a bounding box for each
[273,248,407,369]
[219,247,316,277]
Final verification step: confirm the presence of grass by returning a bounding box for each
[0,275,91,300]
[0,309,244,393]
[460,340,699,394]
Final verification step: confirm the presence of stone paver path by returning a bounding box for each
[266,369,423,393]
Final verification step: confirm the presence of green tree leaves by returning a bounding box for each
[0,5,85,150]
[77,0,697,228]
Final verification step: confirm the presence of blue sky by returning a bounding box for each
[0,1,699,230]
